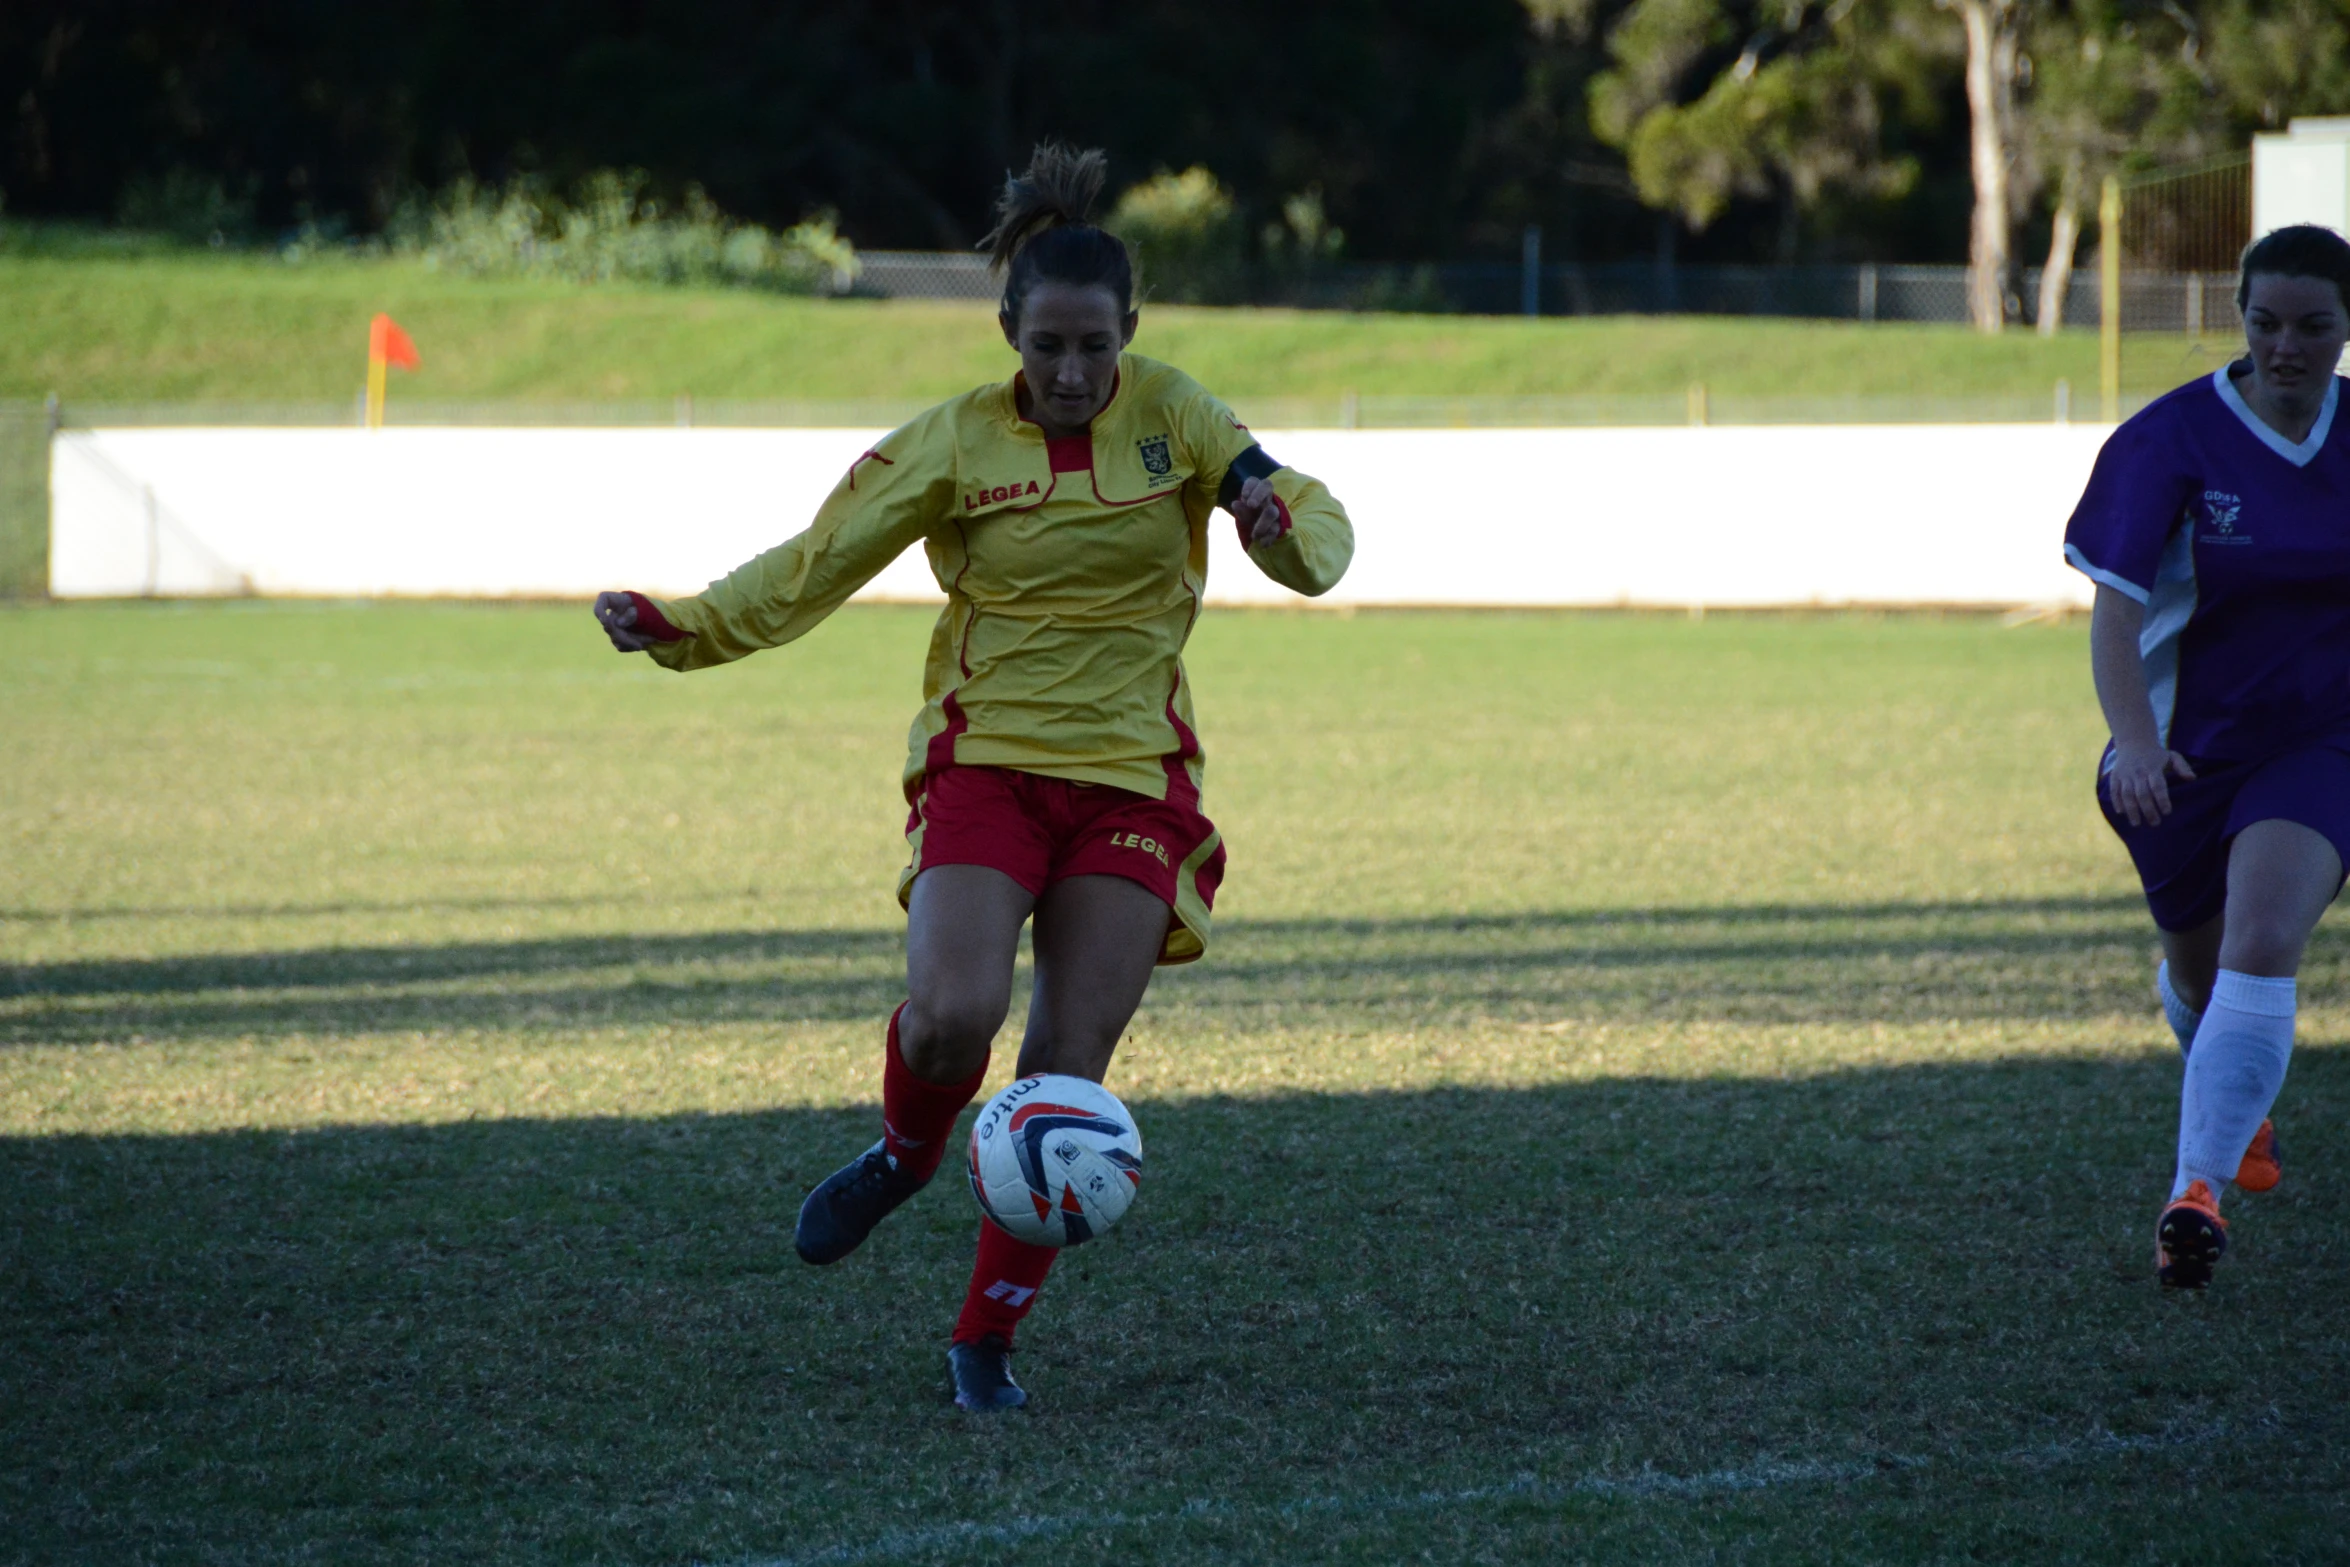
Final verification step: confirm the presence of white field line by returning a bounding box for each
[725,1422,2245,1567]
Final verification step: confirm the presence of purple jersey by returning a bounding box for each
[2065,367,2350,761]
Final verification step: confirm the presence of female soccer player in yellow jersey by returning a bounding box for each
[592,144,1353,1411]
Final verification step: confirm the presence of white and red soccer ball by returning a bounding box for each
[967,1074,1143,1247]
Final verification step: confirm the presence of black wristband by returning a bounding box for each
[1216,444,1284,509]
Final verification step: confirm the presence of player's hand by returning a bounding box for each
[594,590,658,653]
[1229,476,1286,548]
[2108,740,2195,826]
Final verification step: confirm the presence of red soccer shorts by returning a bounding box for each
[898,764,1226,964]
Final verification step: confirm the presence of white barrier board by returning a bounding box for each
[51,424,2111,607]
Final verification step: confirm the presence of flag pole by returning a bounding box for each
[366,314,389,429]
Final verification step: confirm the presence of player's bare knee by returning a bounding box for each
[2217,916,2308,977]
[900,991,1010,1075]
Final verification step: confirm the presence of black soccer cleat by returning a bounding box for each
[948,1335,1027,1412]
[2156,1180,2229,1290]
[794,1140,928,1265]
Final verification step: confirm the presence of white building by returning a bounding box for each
[2252,117,2350,238]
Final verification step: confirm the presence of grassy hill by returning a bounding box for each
[2,249,2107,410]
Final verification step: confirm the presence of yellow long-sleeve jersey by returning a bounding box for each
[644,354,1354,806]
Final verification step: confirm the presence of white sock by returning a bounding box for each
[2157,961,2203,1059]
[2172,969,2295,1199]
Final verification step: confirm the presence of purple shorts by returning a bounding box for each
[2098,736,2350,932]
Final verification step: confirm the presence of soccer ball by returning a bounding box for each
[967,1074,1143,1247]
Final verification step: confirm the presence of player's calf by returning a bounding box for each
[796,1005,992,1266]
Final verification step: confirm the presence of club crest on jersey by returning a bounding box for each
[2198,489,2251,545]
[1138,435,1174,478]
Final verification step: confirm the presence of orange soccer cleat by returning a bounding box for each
[2156,1180,2229,1289]
[2235,1120,2282,1194]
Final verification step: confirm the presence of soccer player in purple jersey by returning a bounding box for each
[2065,224,2350,1288]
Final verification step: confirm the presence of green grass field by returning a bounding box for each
[5,602,2346,1563]
[0,249,2109,409]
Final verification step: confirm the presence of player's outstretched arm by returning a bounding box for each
[618,414,954,673]
[2091,584,2195,825]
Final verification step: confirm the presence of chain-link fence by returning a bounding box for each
[1235,388,2112,427]
[1384,262,2099,324]
[2116,157,2251,403]
[58,398,947,431]
[854,251,999,301]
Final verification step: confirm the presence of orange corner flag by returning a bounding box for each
[365,313,420,428]
[370,313,420,370]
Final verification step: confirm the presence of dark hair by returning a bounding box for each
[981,143,1135,324]
[2236,224,2350,313]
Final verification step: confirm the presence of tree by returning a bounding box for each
[1937,0,2295,337]
[0,0,1573,265]
[2014,0,2350,336]
[1936,0,2028,330]
[2200,0,2350,128]
[1108,166,1246,303]
[1586,0,1943,260]
[2020,1,2210,333]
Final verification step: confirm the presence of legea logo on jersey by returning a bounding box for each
[2199,489,2251,545]
[1108,830,1170,867]
[965,480,1044,511]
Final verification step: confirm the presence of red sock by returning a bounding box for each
[953,1219,1058,1346]
[880,1003,987,1183]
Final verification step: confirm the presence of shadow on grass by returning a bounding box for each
[0,893,617,925]
[5,1054,2347,1565]
[0,895,2216,1046]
